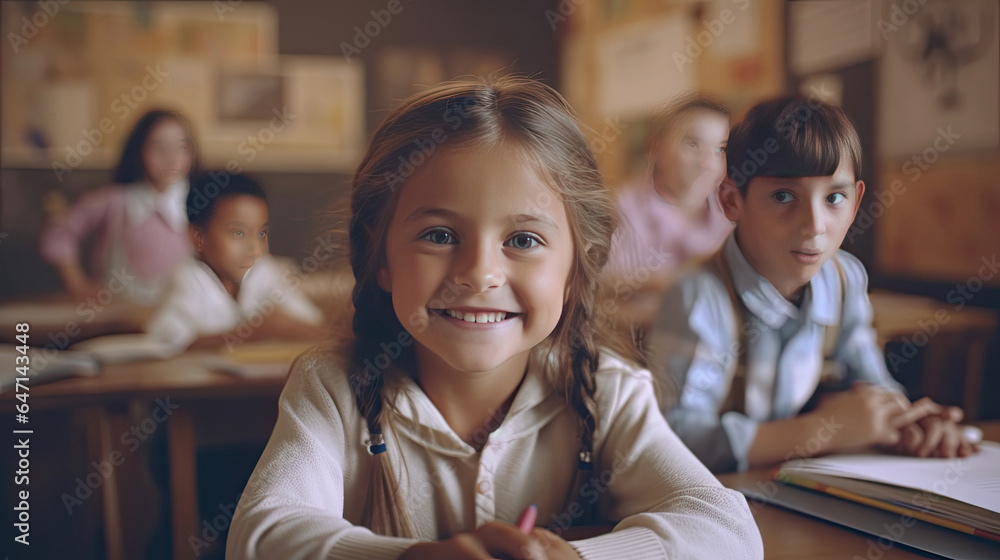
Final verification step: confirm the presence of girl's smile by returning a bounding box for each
[432,307,520,325]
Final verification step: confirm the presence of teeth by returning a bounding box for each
[444,309,508,323]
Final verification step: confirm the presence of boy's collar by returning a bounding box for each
[723,233,840,328]
[193,257,254,301]
[193,258,230,293]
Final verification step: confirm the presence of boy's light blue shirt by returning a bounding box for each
[649,232,903,473]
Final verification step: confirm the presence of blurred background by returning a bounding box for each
[0,1,998,558]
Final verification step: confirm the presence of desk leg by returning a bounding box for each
[963,335,988,421]
[168,408,199,560]
[921,342,949,401]
[83,406,125,560]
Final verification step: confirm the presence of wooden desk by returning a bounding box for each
[718,422,1000,559]
[2,350,289,560]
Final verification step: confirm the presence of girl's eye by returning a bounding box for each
[234,231,244,237]
[828,192,847,205]
[686,140,698,148]
[419,228,455,245]
[716,146,726,153]
[506,233,541,250]
[773,191,793,203]
[259,231,268,239]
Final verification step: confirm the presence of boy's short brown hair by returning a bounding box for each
[726,96,862,195]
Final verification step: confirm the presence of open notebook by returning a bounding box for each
[775,442,1000,543]
[0,344,100,392]
[70,335,315,378]
[70,333,182,363]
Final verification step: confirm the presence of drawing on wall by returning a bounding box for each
[878,0,998,157]
[889,0,996,108]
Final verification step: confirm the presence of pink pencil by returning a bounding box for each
[516,504,537,534]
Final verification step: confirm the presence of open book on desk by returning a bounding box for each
[71,333,183,363]
[727,443,1000,559]
[775,442,1000,543]
[70,334,316,374]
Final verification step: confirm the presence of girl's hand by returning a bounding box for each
[812,385,941,452]
[400,522,582,560]
[529,527,583,560]
[58,261,103,300]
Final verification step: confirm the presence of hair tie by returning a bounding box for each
[369,433,387,455]
[578,449,593,471]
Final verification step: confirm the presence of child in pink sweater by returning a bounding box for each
[40,110,201,305]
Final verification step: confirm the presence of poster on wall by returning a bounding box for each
[788,0,877,76]
[596,15,694,121]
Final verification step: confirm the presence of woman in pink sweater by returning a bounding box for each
[40,110,201,305]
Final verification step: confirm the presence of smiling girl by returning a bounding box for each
[226,77,762,560]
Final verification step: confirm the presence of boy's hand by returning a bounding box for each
[893,403,980,458]
[812,384,941,452]
[400,522,582,560]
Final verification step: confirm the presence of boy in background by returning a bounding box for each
[650,97,977,473]
[146,172,325,352]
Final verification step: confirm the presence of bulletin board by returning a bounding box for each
[0,1,365,173]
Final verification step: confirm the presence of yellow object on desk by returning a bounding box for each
[223,340,318,364]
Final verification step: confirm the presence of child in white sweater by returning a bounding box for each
[226,77,763,560]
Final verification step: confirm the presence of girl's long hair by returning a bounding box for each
[113,110,201,185]
[347,75,644,537]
